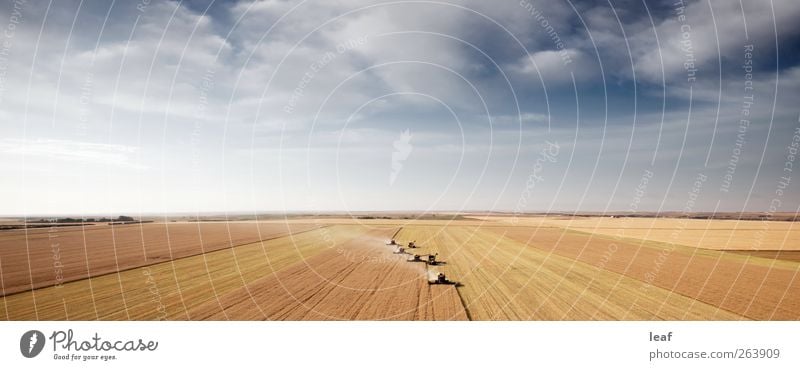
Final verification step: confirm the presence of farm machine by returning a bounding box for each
[407,254,424,262]
[381,240,458,285]
[428,271,456,285]
[406,253,440,265]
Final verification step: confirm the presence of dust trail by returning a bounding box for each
[427,269,438,282]
[347,228,431,283]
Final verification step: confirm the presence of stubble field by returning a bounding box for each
[1,215,798,320]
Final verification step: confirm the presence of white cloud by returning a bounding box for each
[0,0,798,214]
[508,48,595,85]
[632,0,800,82]
[0,138,146,170]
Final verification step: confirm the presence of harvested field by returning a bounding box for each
[0,221,318,295]
[481,216,800,251]
[0,225,366,320]
[564,226,800,251]
[188,228,467,320]
[396,226,744,320]
[490,226,800,320]
[1,216,798,320]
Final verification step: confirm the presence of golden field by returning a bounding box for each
[1,215,798,320]
[479,216,800,251]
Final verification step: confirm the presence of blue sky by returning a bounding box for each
[1,0,799,215]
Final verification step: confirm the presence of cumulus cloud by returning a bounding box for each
[0,138,146,169]
[0,0,798,213]
[508,48,595,85]
[631,0,800,83]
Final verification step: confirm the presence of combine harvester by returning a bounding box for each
[406,253,440,265]
[407,254,424,262]
[388,239,406,254]
[382,240,458,285]
[385,237,415,248]
[427,270,457,285]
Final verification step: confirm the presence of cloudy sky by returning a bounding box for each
[1,0,799,215]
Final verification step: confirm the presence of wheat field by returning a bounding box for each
[1,216,798,320]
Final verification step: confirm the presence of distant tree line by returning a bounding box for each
[36,215,136,223]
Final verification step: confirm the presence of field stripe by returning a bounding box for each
[0,225,366,320]
[491,226,799,320]
[186,227,468,320]
[0,222,324,296]
[398,225,744,320]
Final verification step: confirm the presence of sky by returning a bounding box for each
[1,0,799,216]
